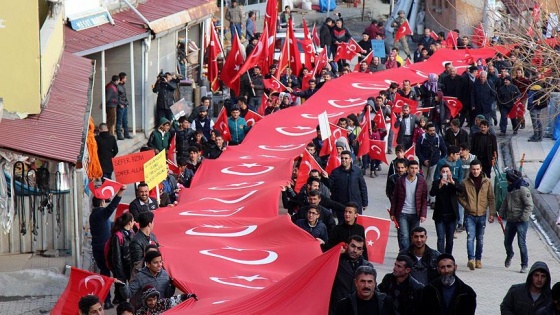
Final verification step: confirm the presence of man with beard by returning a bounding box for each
[379,255,424,315]
[334,265,394,315]
[399,226,440,286]
[419,254,477,315]
[128,183,158,221]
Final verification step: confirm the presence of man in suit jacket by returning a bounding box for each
[394,104,419,150]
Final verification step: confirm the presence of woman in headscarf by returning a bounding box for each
[418,73,444,109]
[385,52,399,69]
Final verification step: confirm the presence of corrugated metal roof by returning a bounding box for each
[65,8,149,56]
[65,0,217,56]
[0,52,94,163]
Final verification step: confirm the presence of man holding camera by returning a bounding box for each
[153,72,180,127]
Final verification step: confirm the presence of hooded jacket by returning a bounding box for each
[499,183,533,222]
[147,118,171,152]
[127,267,176,308]
[500,261,552,315]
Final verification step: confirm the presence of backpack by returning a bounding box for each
[104,231,124,270]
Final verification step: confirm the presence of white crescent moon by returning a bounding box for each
[101,186,115,198]
[301,112,345,119]
[200,247,278,265]
[209,181,265,190]
[179,207,244,217]
[246,118,256,126]
[221,166,274,176]
[258,144,306,151]
[199,190,257,204]
[328,99,367,108]
[275,126,316,137]
[186,225,258,237]
[351,83,388,90]
[365,226,381,241]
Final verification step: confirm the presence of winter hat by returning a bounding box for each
[505,169,522,183]
[199,106,208,112]
[335,140,346,148]
[476,114,486,120]
[142,285,160,301]
[504,76,512,82]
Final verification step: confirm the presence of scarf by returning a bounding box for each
[424,73,439,93]
[470,173,483,193]
[507,178,529,192]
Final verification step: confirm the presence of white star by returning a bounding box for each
[367,240,374,246]
[232,275,266,282]
[228,182,250,187]
[240,163,260,168]
[234,65,240,71]
[202,224,225,229]
[346,98,361,103]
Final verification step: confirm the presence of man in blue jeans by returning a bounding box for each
[500,169,533,273]
[390,160,428,251]
[458,159,495,270]
[116,72,132,140]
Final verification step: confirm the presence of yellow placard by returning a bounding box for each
[143,150,168,189]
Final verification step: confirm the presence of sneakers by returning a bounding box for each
[124,135,133,139]
[475,260,482,269]
[505,256,512,268]
[456,224,465,232]
[513,131,518,135]
[467,260,475,270]
[520,266,528,273]
[528,137,542,142]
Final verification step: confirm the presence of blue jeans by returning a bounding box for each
[435,217,457,254]
[504,221,528,267]
[93,248,111,304]
[116,106,129,138]
[230,23,242,39]
[499,107,518,133]
[398,213,419,250]
[248,96,261,112]
[458,204,464,225]
[466,214,486,260]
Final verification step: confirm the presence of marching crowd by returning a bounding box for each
[84,7,560,314]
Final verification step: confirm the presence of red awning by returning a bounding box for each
[0,52,94,163]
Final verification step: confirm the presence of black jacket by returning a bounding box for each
[430,179,459,221]
[110,229,134,281]
[378,273,424,315]
[320,22,333,47]
[128,198,159,221]
[470,132,497,162]
[153,78,179,110]
[328,223,368,261]
[330,253,374,312]
[444,128,469,149]
[329,165,368,209]
[419,275,477,315]
[175,128,195,159]
[129,230,159,272]
[89,195,122,250]
[334,292,395,315]
[292,204,337,233]
[500,261,552,315]
[399,245,440,286]
[95,132,118,174]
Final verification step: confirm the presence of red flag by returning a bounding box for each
[167,159,181,175]
[167,134,176,164]
[354,51,373,71]
[115,203,129,219]
[319,124,349,156]
[277,32,291,75]
[414,106,433,116]
[430,30,439,41]
[403,144,416,160]
[52,267,114,315]
[532,4,541,22]
[214,108,232,141]
[446,31,459,49]
[301,73,313,91]
[263,76,287,92]
[312,48,328,77]
[442,96,463,118]
[233,26,269,82]
[264,0,278,62]
[220,33,245,96]
[245,110,263,127]
[286,18,303,76]
[472,23,487,48]
[302,19,315,70]
[405,57,412,66]
[356,215,391,264]
[373,110,385,130]
[88,178,123,199]
[325,147,341,174]
[207,23,223,92]
[394,20,413,42]
[369,139,388,165]
[258,93,268,116]
[312,23,321,47]
[357,110,372,157]
[334,39,361,62]
[295,150,325,192]
[393,93,419,113]
[508,100,525,119]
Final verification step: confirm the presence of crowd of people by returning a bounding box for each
[86,7,560,313]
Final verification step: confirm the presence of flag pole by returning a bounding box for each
[246,71,256,96]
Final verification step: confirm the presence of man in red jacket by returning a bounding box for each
[390,160,428,251]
